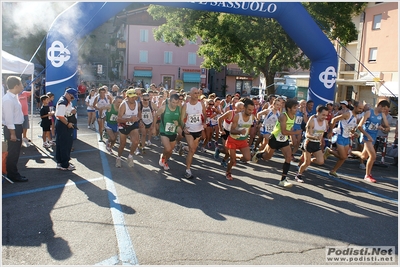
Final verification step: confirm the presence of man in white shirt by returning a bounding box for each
[2,76,28,182]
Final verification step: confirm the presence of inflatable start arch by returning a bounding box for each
[46,2,337,108]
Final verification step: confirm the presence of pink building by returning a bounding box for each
[116,10,207,91]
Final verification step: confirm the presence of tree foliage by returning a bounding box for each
[148,3,367,90]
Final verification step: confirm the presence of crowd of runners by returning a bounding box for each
[84,83,396,188]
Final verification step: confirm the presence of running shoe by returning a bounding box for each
[359,163,366,170]
[329,171,339,178]
[221,159,228,168]
[48,140,56,146]
[278,179,293,188]
[226,172,233,181]
[88,125,91,129]
[159,156,164,168]
[146,140,152,146]
[364,174,376,183]
[58,164,76,171]
[153,135,160,141]
[127,155,134,167]
[294,174,304,183]
[200,147,206,153]
[159,157,170,171]
[179,145,184,156]
[134,148,141,156]
[323,147,331,160]
[208,142,212,149]
[184,169,193,179]
[43,142,51,148]
[252,151,262,163]
[115,157,122,168]
[105,141,112,153]
[214,147,220,160]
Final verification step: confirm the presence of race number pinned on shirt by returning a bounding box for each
[295,116,303,124]
[165,122,176,133]
[109,114,118,122]
[188,114,201,124]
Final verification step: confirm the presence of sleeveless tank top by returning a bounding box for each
[160,99,181,135]
[230,112,254,141]
[364,110,383,135]
[223,110,235,131]
[272,112,294,142]
[140,103,153,125]
[185,100,203,132]
[122,100,138,126]
[262,109,280,133]
[308,117,326,142]
[105,103,118,125]
[337,110,357,138]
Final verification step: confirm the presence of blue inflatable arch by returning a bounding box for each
[46,2,337,108]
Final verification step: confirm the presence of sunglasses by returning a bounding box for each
[208,103,214,105]
[143,99,150,101]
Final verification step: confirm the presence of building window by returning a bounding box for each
[345,64,355,71]
[372,14,382,30]
[368,48,377,62]
[164,51,172,64]
[346,86,353,100]
[140,29,148,42]
[188,52,196,65]
[139,50,148,63]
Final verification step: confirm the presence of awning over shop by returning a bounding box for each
[183,72,200,83]
[134,70,152,77]
[379,81,398,97]
[275,85,297,98]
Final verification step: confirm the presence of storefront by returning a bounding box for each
[235,76,253,96]
[182,71,201,92]
[133,68,152,87]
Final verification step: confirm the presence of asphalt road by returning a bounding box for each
[2,108,398,265]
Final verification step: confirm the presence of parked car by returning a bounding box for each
[250,87,266,99]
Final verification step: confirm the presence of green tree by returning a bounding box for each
[148,3,367,94]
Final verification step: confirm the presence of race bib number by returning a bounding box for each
[206,117,211,124]
[109,114,118,122]
[188,114,201,124]
[165,122,176,133]
[266,124,274,132]
[343,126,352,136]
[368,123,378,131]
[295,116,303,124]
[142,112,150,119]
[276,132,287,142]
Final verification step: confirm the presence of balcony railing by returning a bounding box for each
[116,40,126,50]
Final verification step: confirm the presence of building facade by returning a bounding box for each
[336,2,398,112]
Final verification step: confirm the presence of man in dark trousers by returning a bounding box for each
[55,88,78,171]
[2,76,28,182]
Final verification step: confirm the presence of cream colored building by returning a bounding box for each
[335,2,398,112]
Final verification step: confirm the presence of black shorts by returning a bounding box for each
[305,140,321,153]
[119,122,139,135]
[183,130,202,140]
[220,129,230,141]
[268,135,289,150]
[160,133,177,142]
[144,123,152,129]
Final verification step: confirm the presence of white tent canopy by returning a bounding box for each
[2,50,34,75]
[2,50,35,142]
[379,81,399,97]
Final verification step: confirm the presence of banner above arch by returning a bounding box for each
[46,2,337,108]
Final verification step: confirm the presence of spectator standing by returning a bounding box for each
[18,89,32,147]
[39,95,55,148]
[54,88,78,171]
[77,81,87,107]
[2,76,28,182]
